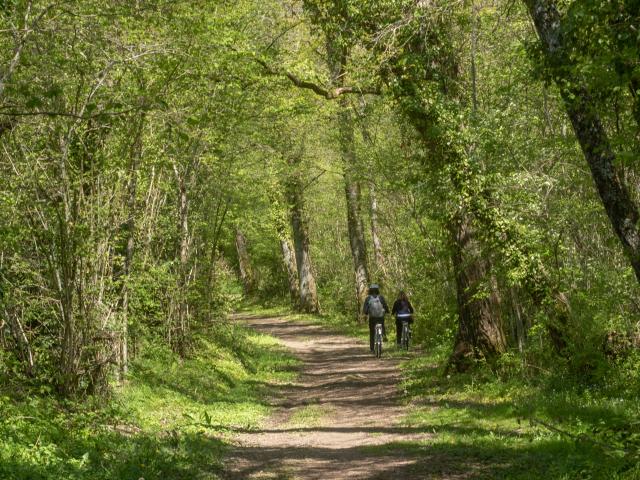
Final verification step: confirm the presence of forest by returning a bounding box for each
[1,0,639,478]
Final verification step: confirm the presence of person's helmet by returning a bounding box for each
[368,283,380,294]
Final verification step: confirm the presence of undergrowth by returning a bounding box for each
[0,320,298,480]
[398,348,640,480]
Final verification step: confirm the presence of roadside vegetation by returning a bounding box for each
[397,349,640,479]
[0,319,298,480]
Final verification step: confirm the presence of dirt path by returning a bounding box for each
[222,314,440,480]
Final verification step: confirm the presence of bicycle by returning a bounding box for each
[400,320,411,350]
[374,322,384,358]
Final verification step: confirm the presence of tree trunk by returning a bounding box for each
[524,0,640,283]
[286,154,320,313]
[235,228,256,294]
[343,170,370,313]
[115,114,144,381]
[369,182,386,276]
[173,164,191,357]
[280,238,300,308]
[326,40,370,317]
[206,196,229,320]
[58,220,78,395]
[269,182,301,310]
[447,212,507,372]
[290,207,320,313]
[358,117,386,277]
[470,0,479,113]
[510,287,526,353]
[450,156,570,352]
[4,309,34,376]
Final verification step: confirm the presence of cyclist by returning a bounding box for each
[363,283,389,353]
[392,290,414,347]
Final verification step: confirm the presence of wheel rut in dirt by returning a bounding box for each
[222,314,454,480]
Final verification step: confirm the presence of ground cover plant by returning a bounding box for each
[394,351,640,479]
[0,322,298,480]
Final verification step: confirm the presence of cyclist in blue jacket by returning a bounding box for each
[392,290,414,346]
[363,284,389,352]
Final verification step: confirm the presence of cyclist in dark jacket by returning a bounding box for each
[363,283,389,352]
[392,291,414,346]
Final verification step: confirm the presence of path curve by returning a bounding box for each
[223,314,432,480]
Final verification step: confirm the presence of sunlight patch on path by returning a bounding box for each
[222,315,432,480]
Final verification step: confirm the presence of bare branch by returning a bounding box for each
[0,107,142,119]
[0,2,60,98]
[254,57,379,100]
[301,168,327,192]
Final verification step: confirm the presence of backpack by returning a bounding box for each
[368,295,385,317]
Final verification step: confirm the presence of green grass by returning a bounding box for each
[0,321,299,480]
[286,404,332,428]
[389,352,640,480]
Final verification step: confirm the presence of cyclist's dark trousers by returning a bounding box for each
[369,317,384,351]
[396,317,413,345]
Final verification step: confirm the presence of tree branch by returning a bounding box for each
[0,107,142,119]
[0,2,60,98]
[254,58,380,100]
[301,168,327,192]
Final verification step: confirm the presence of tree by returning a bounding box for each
[524,0,640,284]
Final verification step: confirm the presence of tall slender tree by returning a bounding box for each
[524,0,640,283]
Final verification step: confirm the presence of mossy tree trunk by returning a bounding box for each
[287,150,320,314]
[448,212,507,372]
[525,0,640,283]
[369,182,387,277]
[328,44,370,317]
[235,228,256,295]
[280,238,300,308]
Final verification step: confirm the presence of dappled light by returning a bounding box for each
[2,0,640,479]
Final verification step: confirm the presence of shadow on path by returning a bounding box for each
[221,315,633,480]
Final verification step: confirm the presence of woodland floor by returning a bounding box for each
[223,314,460,480]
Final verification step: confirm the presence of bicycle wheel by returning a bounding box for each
[401,323,409,350]
[374,324,383,358]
